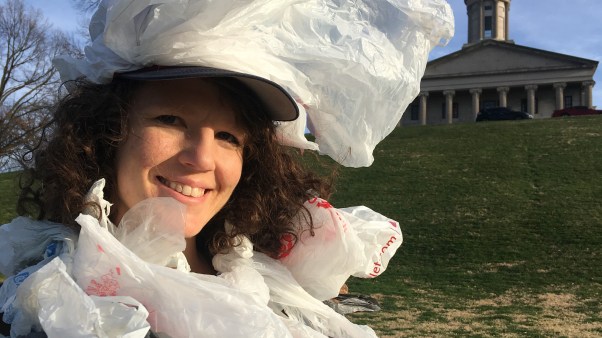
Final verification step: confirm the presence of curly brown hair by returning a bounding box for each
[18,77,333,258]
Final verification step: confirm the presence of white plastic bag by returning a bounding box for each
[10,258,150,338]
[278,198,366,301]
[252,252,378,338]
[340,206,403,278]
[72,199,293,338]
[0,217,76,276]
[112,197,190,271]
[0,218,77,335]
[213,242,377,338]
[54,0,454,167]
[279,198,403,300]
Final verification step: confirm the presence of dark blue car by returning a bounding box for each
[476,107,533,122]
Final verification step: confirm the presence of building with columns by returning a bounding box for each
[401,0,598,126]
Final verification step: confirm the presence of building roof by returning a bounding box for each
[421,39,598,92]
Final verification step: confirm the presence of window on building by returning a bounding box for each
[565,95,573,108]
[484,2,493,38]
[484,17,492,38]
[441,102,459,119]
[410,104,419,120]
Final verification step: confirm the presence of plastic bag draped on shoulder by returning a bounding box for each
[53,0,454,167]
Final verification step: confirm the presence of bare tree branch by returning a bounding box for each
[0,0,81,171]
[70,0,101,14]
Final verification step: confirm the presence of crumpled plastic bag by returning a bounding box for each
[9,257,150,338]
[112,197,190,271]
[279,198,402,301]
[340,206,403,279]
[0,217,76,277]
[72,198,293,338]
[53,0,454,167]
[213,238,377,338]
[0,218,78,335]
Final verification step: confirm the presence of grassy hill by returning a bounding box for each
[1,116,601,336]
[328,116,602,337]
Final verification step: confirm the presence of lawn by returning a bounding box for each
[326,116,602,337]
[1,116,601,336]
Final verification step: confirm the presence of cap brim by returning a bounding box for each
[115,66,299,122]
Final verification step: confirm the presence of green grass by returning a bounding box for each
[324,116,602,337]
[0,171,20,284]
[1,116,601,336]
[0,171,19,224]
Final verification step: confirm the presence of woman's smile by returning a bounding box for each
[112,78,246,238]
[157,176,206,198]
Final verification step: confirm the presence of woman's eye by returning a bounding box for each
[155,115,179,125]
[216,131,241,146]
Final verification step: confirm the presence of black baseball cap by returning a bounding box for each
[116,66,299,121]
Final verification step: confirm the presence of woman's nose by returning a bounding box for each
[179,129,216,171]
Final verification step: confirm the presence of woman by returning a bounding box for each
[18,71,330,273]
[2,70,341,338]
[1,0,452,336]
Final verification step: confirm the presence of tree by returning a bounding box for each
[0,0,80,171]
[71,0,101,14]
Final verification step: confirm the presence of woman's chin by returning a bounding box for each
[184,224,205,239]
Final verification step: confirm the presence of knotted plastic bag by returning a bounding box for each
[54,0,454,167]
[279,198,403,301]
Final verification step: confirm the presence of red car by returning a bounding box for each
[552,106,602,117]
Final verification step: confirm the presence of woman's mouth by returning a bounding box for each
[158,176,206,198]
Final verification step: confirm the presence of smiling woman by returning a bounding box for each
[113,80,246,238]
[0,0,452,336]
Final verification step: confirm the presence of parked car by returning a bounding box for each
[476,107,533,122]
[552,106,602,117]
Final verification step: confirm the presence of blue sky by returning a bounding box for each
[24,0,602,107]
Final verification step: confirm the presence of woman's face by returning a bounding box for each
[112,78,246,238]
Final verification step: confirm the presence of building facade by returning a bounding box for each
[401,0,598,126]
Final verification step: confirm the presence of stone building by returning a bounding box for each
[401,0,598,126]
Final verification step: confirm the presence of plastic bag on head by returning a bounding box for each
[53,0,454,167]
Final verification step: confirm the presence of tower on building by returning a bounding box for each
[464,0,512,46]
[401,0,598,126]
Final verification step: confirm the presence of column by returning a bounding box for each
[497,87,509,107]
[469,88,482,120]
[443,90,455,124]
[505,2,510,40]
[419,91,429,126]
[525,85,538,115]
[582,81,595,108]
[553,82,567,110]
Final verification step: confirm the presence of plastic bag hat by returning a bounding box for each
[53,0,454,167]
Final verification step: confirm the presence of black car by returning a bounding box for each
[476,107,533,122]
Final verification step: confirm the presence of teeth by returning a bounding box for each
[164,178,205,197]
